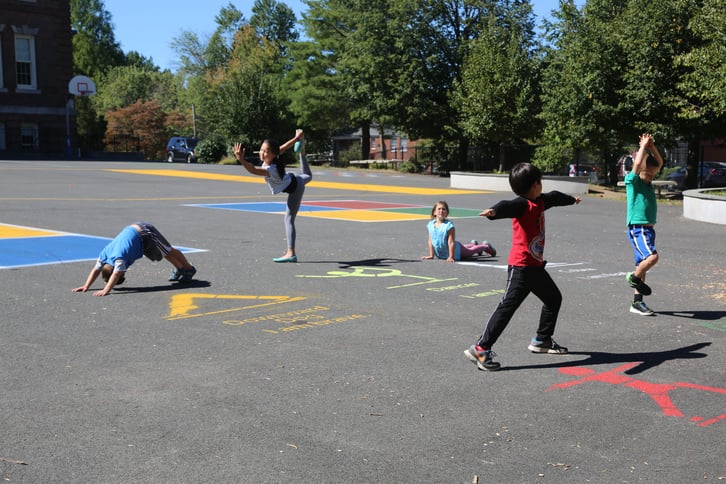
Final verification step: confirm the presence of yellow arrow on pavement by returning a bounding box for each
[166,293,306,320]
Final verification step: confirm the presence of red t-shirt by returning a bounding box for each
[486,191,577,267]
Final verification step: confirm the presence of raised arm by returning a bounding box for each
[631,134,651,175]
[647,137,664,171]
[279,129,303,154]
[233,142,268,177]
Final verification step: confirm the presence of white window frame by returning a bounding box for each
[15,34,37,90]
[401,139,408,152]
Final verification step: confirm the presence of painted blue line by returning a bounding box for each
[186,202,344,213]
[0,234,205,270]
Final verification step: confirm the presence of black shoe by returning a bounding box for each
[179,266,196,282]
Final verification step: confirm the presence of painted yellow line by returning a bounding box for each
[166,293,306,320]
[0,223,64,238]
[301,210,430,222]
[108,168,486,195]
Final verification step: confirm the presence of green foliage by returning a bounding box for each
[70,0,125,79]
[82,0,726,181]
[455,2,539,150]
[104,100,166,160]
[336,143,362,167]
[195,137,228,164]
[397,160,420,173]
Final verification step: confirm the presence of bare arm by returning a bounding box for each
[279,129,303,154]
[233,142,268,177]
[631,134,651,175]
[93,270,125,297]
[446,228,456,263]
[72,267,101,293]
[647,137,664,170]
[421,233,435,260]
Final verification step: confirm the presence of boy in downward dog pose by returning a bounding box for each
[73,222,196,297]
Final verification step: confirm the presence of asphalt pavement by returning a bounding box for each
[1,159,724,483]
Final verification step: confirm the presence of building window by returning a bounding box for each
[371,138,376,152]
[391,138,398,152]
[15,35,37,89]
[20,123,39,149]
[0,123,6,150]
[401,139,408,152]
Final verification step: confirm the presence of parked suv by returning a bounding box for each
[165,136,199,163]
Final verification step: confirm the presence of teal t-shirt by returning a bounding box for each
[426,219,461,260]
[624,171,657,225]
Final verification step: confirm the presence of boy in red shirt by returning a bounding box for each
[465,163,581,371]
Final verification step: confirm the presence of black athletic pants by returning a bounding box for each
[476,263,562,349]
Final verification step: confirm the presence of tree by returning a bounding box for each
[455,1,539,171]
[536,0,626,176]
[676,0,726,188]
[70,0,125,79]
[71,0,126,152]
[104,100,167,159]
[94,66,182,113]
[202,26,288,144]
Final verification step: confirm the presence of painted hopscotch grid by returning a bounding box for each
[185,200,483,223]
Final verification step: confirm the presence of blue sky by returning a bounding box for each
[104,0,580,73]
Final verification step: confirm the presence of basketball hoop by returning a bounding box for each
[68,75,96,97]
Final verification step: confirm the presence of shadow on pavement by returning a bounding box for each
[501,342,711,375]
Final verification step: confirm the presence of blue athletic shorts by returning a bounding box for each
[627,225,657,266]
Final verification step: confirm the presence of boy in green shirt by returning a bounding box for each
[624,134,664,316]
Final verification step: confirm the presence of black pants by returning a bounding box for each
[476,264,562,348]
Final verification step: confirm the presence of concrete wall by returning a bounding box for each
[450,172,589,194]
[683,189,726,225]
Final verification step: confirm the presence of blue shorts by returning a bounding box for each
[627,225,657,266]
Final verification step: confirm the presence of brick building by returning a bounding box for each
[0,0,75,158]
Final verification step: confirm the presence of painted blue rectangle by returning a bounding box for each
[0,235,202,269]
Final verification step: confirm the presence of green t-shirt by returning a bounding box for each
[625,171,657,225]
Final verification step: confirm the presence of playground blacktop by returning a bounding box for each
[1,159,724,483]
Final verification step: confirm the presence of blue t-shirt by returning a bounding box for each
[96,225,144,272]
[426,219,461,260]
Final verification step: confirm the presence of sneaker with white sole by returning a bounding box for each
[528,338,569,354]
[464,344,501,371]
[168,268,183,282]
[630,300,655,316]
